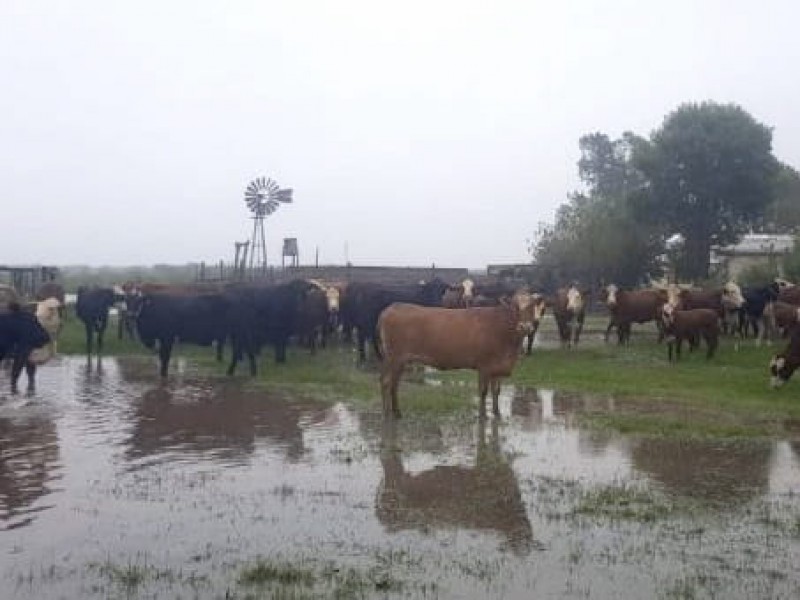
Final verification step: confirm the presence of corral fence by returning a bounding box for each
[195,262,471,286]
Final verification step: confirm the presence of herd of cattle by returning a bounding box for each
[2,275,800,409]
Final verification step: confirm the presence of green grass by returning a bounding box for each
[54,313,800,437]
[511,327,800,437]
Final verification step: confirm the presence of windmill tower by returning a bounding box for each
[243,176,293,275]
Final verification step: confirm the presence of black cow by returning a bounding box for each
[346,279,450,362]
[226,279,318,376]
[135,292,230,377]
[76,286,120,358]
[0,304,50,393]
[738,283,780,339]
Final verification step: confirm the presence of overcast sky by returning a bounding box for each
[3,0,800,269]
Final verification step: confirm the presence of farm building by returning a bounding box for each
[712,233,795,279]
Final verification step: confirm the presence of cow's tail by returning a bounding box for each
[376,315,389,361]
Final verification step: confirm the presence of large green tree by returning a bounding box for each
[531,132,660,287]
[632,102,778,280]
[760,163,800,233]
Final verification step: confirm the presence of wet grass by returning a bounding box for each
[88,558,209,593]
[236,557,408,599]
[53,313,800,437]
[572,483,682,522]
[513,315,800,437]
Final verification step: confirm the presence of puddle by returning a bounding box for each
[1,357,799,599]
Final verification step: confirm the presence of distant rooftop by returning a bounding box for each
[714,234,795,256]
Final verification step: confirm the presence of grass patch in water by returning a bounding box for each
[237,558,407,598]
[239,561,315,587]
[572,483,679,522]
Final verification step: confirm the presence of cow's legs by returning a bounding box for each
[525,332,533,355]
[96,317,108,355]
[371,330,384,361]
[10,355,25,394]
[275,335,289,363]
[84,323,94,358]
[356,329,368,363]
[380,361,403,418]
[216,338,224,362]
[25,362,36,392]
[604,320,615,344]
[158,338,174,377]
[226,338,242,376]
[705,333,718,359]
[573,315,584,346]
[490,378,501,416]
[478,372,489,416]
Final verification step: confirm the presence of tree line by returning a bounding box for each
[530,101,800,287]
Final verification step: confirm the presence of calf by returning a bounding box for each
[769,326,800,388]
[0,304,51,393]
[601,284,667,345]
[551,285,586,347]
[661,305,719,361]
[668,282,746,335]
[377,292,542,417]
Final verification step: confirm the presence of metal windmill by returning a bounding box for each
[243,176,293,274]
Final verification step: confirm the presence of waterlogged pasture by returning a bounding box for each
[1,340,799,599]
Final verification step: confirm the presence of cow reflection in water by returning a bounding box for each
[377,419,534,555]
[632,438,771,506]
[0,415,60,530]
[126,386,328,464]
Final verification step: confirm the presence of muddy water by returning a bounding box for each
[1,357,799,599]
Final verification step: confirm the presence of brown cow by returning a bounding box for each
[601,284,667,345]
[377,292,545,417]
[762,301,800,342]
[550,285,586,347]
[661,305,719,361]
[778,285,800,306]
[667,282,745,334]
[769,326,800,388]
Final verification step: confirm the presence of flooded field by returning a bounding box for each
[1,356,799,599]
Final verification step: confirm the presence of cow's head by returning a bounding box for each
[665,284,683,309]
[661,302,677,327]
[324,287,340,312]
[603,284,619,308]
[721,281,745,310]
[769,353,799,388]
[513,292,546,334]
[566,285,583,313]
[462,278,475,299]
[36,297,62,321]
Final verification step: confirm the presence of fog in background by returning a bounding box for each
[3,0,799,268]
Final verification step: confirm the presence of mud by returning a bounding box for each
[1,357,799,599]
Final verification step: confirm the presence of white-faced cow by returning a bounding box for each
[600,284,667,345]
[769,326,800,388]
[551,285,586,347]
[661,304,719,361]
